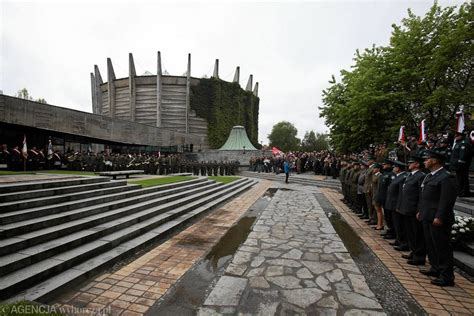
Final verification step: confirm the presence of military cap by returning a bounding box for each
[421,149,445,161]
[392,160,407,168]
[407,156,424,164]
[383,159,394,165]
[372,163,382,169]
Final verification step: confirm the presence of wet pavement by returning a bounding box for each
[198,184,386,315]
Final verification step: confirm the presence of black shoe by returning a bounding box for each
[394,246,409,251]
[402,254,413,259]
[419,269,440,277]
[389,241,399,246]
[431,278,454,287]
[407,260,425,266]
[368,221,377,225]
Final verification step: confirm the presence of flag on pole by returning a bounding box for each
[456,110,465,133]
[419,119,427,143]
[22,135,28,159]
[272,147,283,156]
[398,126,405,144]
[158,151,161,158]
[47,139,53,160]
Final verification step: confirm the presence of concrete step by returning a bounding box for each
[454,251,474,277]
[0,179,208,232]
[0,180,216,244]
[1,178,254,301]
[0,177,109,194]
[454,201,474,217]
[0,180,128,203]
[0,182,140,214]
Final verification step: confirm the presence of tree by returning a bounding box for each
[301,131,330,151]
[319,2,473,153]
[15,88,47,104]
[268,121,300,152]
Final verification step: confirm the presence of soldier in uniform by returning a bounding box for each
[339,162,348,202]
[450,131,472,197]
[371,163,384,229]
[357,161,369,219]
[386,160,408,251]
[377,160,395,234]
[345,163,355,207]
[363,156,376,225]
[398,155,426,265]
[418,149,457,286]
[350,162,361,213]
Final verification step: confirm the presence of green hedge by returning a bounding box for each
[190,78,259,149]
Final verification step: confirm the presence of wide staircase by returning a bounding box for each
[240,171,342,190]
[0,176,255,303]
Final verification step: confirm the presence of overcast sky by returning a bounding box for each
[0,0,465,144]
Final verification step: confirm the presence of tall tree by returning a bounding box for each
[15,88,47,104]
[302,131,330,151]
[268,121,300,152]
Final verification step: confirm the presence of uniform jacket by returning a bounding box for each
[376,169,395,205]
[385,171,407,211]
[357,169,367,195]
[419,168,457,224]
[363,165,374,194]
[371,172,381,204]
[398,170,425,215]
[450,139,472,171]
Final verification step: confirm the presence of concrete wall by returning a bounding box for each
[0,95,208,148]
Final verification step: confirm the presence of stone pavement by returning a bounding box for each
[199,185,385,315]
[321,188,474,316]
[53,180,272,316]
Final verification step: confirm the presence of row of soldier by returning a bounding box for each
[340,134,469,287]
[0,145,240,176]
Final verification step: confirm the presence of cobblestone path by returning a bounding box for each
[199,186,386,315]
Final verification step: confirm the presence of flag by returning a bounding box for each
[47,139,53,160]
[398,126,405,144]
[22,135,28,159]
[272,147,283,156]
[87,144,92,153]
[158,151,161,158]
[456,110,465,133]
[419,119,427,143]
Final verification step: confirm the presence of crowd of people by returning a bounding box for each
[0,144,240,176]
[340,129,472,287]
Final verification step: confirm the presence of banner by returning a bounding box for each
[22,135,28,159]
[398,126,405,144]
[456,111,465,133]
[419,119,427,143]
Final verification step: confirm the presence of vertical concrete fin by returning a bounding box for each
[185,53,191,134]
[90,73,97,114]
[94,65,103,114]
[233,66,240,83]
[129,53,136,121]
[212,59,219,79]
[253,82,259,97]
[156,51,162,127]
[107,58,116,117]
[246,74,253,91]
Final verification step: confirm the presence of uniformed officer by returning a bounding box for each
[398,156,426,265]
[357,161,369,219]
[371,163,384,229]
[363,156,376,225]
[418,149,457,286]
[450,131,472,197]
[386,160,408,251]
[378,159,395,238]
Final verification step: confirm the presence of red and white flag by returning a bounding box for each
[456,111,465,133]
[419,119,427,143]
[22,135,28,159]
[272,147,283,156]
[398,126,405,144]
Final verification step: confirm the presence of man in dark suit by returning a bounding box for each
[398,156,426,265]
[378,159,396,239]
[418,149,457,286]
[385,160,408,251]
[450,131,472,197]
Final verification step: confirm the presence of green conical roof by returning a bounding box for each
[219,126,257,150]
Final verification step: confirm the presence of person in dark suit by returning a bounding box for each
[385,160,408,251]
[398,156,426,265]
[418,149,457,286]
[450,131,472,197]
[378,159,396,239]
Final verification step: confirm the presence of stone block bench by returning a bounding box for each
[96,170,144,179]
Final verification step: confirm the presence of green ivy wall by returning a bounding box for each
[190,78,259,149]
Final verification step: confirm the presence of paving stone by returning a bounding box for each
[204,276,247,306]
[303,280,317,287]
[344,310,387,316]
[246,267,265,277]
[226,263,247,277]
[337,291,382,309]
[302,261,334,274]
[281,249,303,260]
[266,259,302,268]
[259,250,282,258]
[232,251,253,265]
[249,277,270,289]
[317,295,339,309]
[325,269,344,283]
[267,276,302,289]
[256,301,279,315]
[281,288,325,308]
[296,267,313,279]
[347,274,374,298]
[303,252,320,261]
[250,256,265,268]
[316,275,332,291]
[239,245,260,253]
[336,263,361,274]
[265,266,284,277]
